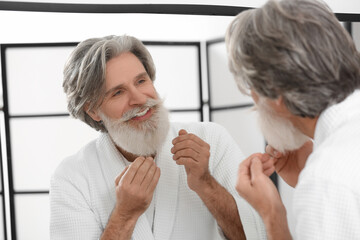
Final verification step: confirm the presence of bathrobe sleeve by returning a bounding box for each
[50,156,103,240]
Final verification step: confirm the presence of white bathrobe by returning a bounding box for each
[50,122,266,240]
[293,90,360,239]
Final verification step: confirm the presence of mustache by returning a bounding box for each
[120,98,162,122]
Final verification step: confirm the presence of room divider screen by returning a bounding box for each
[1,41,203,239]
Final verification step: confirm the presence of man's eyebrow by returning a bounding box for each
[104,83,125,96]
[104,72,149,96]
[135,72,149,80]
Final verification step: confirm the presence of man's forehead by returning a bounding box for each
[104,53,148,87]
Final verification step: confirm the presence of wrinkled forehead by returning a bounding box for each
[105,52,148,89]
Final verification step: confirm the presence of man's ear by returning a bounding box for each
[275,96,292,115]
[274,96,284,107]
[84,103,102,122]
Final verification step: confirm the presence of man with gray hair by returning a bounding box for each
[226,0,360,239]
[50,35,267,239]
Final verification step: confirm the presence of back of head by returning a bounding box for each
[226,0,360,118]
[63,35,156,131]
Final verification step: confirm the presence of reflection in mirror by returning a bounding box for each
[0,2,359,240]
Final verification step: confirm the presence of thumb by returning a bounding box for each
[250,157,264,182]
[178,129,188,136]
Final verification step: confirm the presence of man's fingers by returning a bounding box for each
[238,157,251,177]
[260,153,271,163]
[178,129,187,135]
[140,162,157,189]
[265,145,282,158]
[171,139,202,154]
[115,166,129,186]
[146,167,161,194]
[238,153,263,177]
[172,131,208,148]
[121,156,146,184]
[263,166,276,177]
[131,157,155,185]
[174,157,197,169]
[248,153,263,161]
[250,157,265,183]
[261,156,275,169]
[250,154,275,177]
[172,148,200,162]
[236,158,252,194]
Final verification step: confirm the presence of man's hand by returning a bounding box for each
[114,156,160,220]
[236,154,283,217]
[172,129,248,239]
[236,154,292,240]
[101,157,160,240]
[266,140,313,187]
[257,153,276,177]
[171,129,211,192]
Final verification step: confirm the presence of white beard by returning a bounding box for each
[256,98,310,153]
[99,98,170,156]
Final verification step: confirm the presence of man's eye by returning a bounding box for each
[138,79,146,84]
[113,90,123,96]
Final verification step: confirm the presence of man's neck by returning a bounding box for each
[116,145,155,162]
[116,146,139,162]
[290,115,319,139]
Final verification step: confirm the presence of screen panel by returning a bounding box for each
[0,196,3,240]
[149,45,200,110]
[15,195,49,240]
[169,111,201,123]
[5,44,201,116]
[212,107,265,157]
[5,46,75,116]
[207,41,253,108]
[10,116,100,191]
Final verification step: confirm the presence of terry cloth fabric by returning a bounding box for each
[293,90,360,239]
[50,122,266,240]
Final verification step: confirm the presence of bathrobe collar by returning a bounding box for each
[96,126,179,240]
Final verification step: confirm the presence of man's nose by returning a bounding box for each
[128,87,147,106]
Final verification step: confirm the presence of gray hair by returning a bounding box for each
[63,35,156,131]
[226,0,360,118]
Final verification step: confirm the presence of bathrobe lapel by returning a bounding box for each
[97,134,155,240]
[153,127,180,239]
